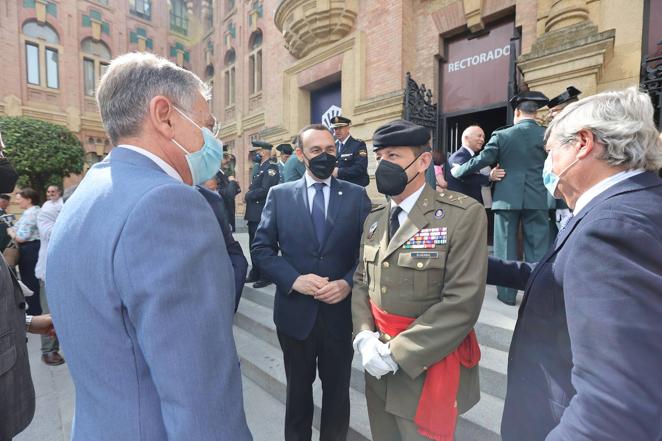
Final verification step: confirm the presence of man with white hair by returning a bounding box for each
[46,53,251,440]
[446,125,505,204]
[490,88,662,440]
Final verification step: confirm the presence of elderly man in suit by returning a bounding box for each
[45,53,251,441]
[489,88,662,441]
[252,124,372,441]
[446,125,505,204]
[451,92,550,305]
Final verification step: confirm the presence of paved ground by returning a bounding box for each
[15,231,518,441]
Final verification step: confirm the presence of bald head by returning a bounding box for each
[462,126,485,152]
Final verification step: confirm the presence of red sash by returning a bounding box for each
[370,301,480,441]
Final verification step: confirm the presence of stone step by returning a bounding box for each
[237,286,509,401]
[235,286,506,440]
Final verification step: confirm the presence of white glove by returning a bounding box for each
[353,330,399,379]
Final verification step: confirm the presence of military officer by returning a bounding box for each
[451,91,550,305]
[330,115,370,187]
[546,86,581,121]
[352,119,487,441]
[244,139,279,288]
[275,143,293,184]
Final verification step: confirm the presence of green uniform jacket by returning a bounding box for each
[453,119,548,210]
[352,184,487,420]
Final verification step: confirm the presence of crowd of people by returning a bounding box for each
[0,51,661,441]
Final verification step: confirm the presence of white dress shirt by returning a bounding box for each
[390,183,426,226]
[35,197,63,281]
[117,144,183,182]
[305,172,331,216]
[573,169,644,215]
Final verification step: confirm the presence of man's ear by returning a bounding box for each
[150,96,175,140]
[576,129,595,159]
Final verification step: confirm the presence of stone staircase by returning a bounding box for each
[234,282,516,441]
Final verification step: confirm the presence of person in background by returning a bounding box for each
[431,149,448,191]
[0,194,12,252]
[283,144,307,182]
[331,116,370,187]
[35,185,65,366]
[276,143,293,184]
[8,188,41,316]
[215,153,240,232]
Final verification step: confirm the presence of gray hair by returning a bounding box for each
[545,87,662,172]
[96,52,209,145]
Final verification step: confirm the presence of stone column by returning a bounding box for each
[517,0,614,97]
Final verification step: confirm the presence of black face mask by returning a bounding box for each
[305,152,337,180]
[0,158,18,194]
[375,154,421,196]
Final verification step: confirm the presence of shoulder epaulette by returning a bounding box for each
[435,190,475,209]
[370,203,387,213]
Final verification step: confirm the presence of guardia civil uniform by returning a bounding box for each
[352,121,488,441]
[452,91,550,304]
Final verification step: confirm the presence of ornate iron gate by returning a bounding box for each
[403,72,439,149]
[641,40,662,130]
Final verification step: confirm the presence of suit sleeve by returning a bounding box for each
[487,256,535,291]
[390,202,488,379]
[337,141,368,182]
[546,217,662,441]
[115,184,249,440]
[452,134,500,178]
[251,189,301,293]
[342,189,372,288]
[352,213,377,336]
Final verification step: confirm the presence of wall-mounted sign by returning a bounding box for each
[442,20,515,114]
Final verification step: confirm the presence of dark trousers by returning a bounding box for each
[247,221,261,280]
[18,240,41,315]
[277,314,353,441]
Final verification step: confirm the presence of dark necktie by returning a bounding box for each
[312,182,326,243]
[389,206,403,241]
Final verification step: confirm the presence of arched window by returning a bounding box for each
[22,21,60,89]
[81,39,111,97]
[224,49,236,107]
[248,29,262,95]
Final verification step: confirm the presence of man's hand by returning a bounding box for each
[29,314,56,337]
[228,175,236,182]
[489,164,506,182]
[332,167,339,178]
[292,274,329,296]
[314,279,351,304]
[450,163,461,178]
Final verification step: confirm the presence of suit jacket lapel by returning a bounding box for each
[383,187,433,260]
[321,178,341,251]
[294,177,320,249]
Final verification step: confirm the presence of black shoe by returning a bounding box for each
[497,295,517,306]
[252,280,272,289]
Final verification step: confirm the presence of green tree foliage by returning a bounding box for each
[0,116,85,203]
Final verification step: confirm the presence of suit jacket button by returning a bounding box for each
[416,262,423,269]
[381,286,387,294]
[383,262,389,268]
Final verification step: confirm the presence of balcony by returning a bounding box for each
[274,0,358,59]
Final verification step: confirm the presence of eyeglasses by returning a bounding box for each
[174,105,221,138]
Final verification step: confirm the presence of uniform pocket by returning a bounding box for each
[363,245,379,292]
[397,252,446,300]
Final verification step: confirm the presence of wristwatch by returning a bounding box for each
[25,314,33,332]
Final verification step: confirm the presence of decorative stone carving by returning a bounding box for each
[274,0,358,59]
[545,0,589,33]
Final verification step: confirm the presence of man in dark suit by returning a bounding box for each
[451,91,550,305]
[245,139,280,288]
[330,115,370,187]
[252,124,371,441]
[215,153,240,232]
[489,88,662,441]
[446,125,505,204]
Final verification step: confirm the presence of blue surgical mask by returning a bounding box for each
[542,150,578,199]
[171,107,223,185]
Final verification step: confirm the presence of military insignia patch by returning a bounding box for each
[434,208,444,219]
[367,222,379,240]
[358,149,367,157]
[268,169,276,176]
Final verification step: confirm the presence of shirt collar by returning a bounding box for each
[461,146,476,157]
[117,144,183,182]
[573,169,645,215]
[304,171,332,188]
[390,183,426,215]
